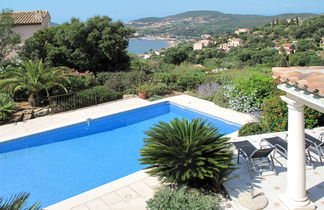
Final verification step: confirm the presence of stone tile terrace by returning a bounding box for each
[225,127,324,210]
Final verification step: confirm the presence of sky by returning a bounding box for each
[2,0,324,23]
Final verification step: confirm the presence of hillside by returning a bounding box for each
[126,10,320,37]
[155,15,324,69]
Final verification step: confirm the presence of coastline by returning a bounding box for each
[130,36,178,48]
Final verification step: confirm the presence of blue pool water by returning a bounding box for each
[0,102,239,207]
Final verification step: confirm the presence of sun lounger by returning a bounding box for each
[232,140,277,177]
[305,133,324,164]
[261,136,314,169]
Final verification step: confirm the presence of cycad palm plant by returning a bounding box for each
[0,60,68,106]
[140,118,234,190]
[0,93,16,120]
[0,192,40,210]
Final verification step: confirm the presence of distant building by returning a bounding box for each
[143,54,151,60]
[217,38,243,52]
[193,42,203,50]
[193,40,215,50]
[201,34,211,39]
[11,10,51,42]
[228,38,243,47]
[278,43,295,54]
[234,28,251,34]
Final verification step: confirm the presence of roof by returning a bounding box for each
[282,43,294,48]
[272,66,324,97]
[12,10,49,25]
[229,38,242,41]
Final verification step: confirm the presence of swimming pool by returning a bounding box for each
[0,102,240,207]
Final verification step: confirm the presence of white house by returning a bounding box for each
[234,28,251,34]
[193,40,214,50]
[11,10,51,42]
[228,38,243,47]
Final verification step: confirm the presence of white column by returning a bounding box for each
[279,96,315,209]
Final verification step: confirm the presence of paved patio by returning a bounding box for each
[46,170,160,210]
[225,127,324,210]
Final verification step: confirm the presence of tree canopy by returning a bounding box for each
[19,16,135,73]
[0,9,21,63]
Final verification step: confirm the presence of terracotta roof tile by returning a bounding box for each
[272,66,324,97]
[12,10,49,25]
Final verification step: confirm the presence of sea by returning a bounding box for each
[128,39,169,54]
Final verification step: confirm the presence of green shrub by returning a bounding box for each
[152,73,177,85]
[262,95,288,132]
[98,71,148,93]
[151,83,172,96]
[261,95,324,132]
[304,107,324,129]
[96,72,125,86]
[0,93,16,120]
[238,122,265,136]
[140,118,234,190]
[65,74,95,92]
[175,72,206,91]
[220,73,276,113]
[147,185,220,210]
[123,71,148,88]
[101,72,127,91]
[234,73,275,100]
[212,91,229,108]
[245,65,272,73]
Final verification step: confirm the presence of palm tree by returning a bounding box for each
[0,60,68,106]
[0,192,40,210]
[140,118,234,190]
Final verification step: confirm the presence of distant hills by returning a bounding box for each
[126,10,320,37]
[50,22,60,27]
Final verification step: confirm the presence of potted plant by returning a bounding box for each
[136,83,155,99]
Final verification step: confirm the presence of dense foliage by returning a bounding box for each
[157,16,324,69]
[0,92,15,121]
[261,95,288,132]
[140,118,234,190]
[262,95,324,132]
[147,185,220,210]
[19,16,134,72]
[238,122,264,137]
[97,71,148,93]
[222,73,276,112]
[0,9,21,63]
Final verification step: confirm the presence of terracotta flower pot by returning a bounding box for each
[138,92,148,99]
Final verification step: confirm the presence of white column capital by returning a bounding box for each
[281,95,304,111]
